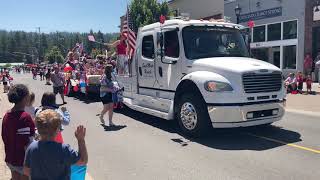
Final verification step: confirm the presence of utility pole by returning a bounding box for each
[37,27,41,64]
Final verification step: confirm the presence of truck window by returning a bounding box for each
[164,31,179,58]
[182,26,249,60]
[142,35,155,59]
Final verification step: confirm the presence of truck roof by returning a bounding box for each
[140,19,244,32]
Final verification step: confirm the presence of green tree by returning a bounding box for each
[0,30,119,63]
[45,46,64,64]
[41,33,48,55]
[129,0,172,32]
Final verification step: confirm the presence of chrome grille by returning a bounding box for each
[242,72,282,93]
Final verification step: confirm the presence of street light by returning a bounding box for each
[234,4,242,24]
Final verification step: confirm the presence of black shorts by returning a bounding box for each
[101,93,113,105]
[3,82,8,85]
[53,86,64,94]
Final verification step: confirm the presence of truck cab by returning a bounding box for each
[116,19,286,137]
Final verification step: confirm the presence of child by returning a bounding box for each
[23,110,88,179]
[45,68,52,85]
[25,92,36,119]
[1,84,35,180]
[32,69,37,80]
[2,73,9,93]
[296,72,304,94]
[306,75,313,94]
[285,73,297,93]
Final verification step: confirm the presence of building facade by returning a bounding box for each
[225,0,320,80]
[225,0,305,75]
[168,0,224,20]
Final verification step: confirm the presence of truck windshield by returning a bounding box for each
[182,26,249,60]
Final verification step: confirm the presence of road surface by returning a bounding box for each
[14,73,320,180]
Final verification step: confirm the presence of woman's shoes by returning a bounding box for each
[99,116,105,125]
[109,122,115,127]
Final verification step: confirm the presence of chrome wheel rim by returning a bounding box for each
[180,102,198,130]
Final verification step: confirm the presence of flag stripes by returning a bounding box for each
[122,6,136,58]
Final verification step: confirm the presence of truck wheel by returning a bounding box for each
[177,93,212,137]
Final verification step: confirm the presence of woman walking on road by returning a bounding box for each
[99,65,115,126]
[51,66,66,104]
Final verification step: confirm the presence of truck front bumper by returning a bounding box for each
[207,100,285,128]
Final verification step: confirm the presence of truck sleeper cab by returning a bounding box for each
[116,19,286,137]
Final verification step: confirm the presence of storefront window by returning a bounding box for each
[267,23,281,41]
[283,45,297,69]
[251,48,268,62]
[283,20,297,40]
[253,25,266,42]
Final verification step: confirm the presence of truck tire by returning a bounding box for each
[176,93,212,137]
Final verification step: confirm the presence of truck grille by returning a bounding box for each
[242,72,282,94]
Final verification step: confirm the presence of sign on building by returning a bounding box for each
[239,7,282,23]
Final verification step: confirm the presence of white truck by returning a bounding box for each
[116,19,286,137]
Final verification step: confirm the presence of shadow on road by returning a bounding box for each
[69,93,101,104]
[101,124,127,131]
[117,107,302,151]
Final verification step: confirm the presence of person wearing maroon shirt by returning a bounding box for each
[1,84,35,180]
[304,54,313,77]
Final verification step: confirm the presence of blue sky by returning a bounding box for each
[0,0,129,33]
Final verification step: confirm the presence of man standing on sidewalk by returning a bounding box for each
[51,66,66,104]
[304,53,313,77]
[315,52,320,87]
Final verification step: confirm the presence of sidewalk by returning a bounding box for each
[0,87,13,179]
[286,83,320,114]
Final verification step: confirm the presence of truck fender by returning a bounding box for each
[173,71,230,115]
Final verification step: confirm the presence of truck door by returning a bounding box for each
[137,33,156,89]
[155,29,181,91]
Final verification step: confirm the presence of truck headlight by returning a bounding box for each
[204,81,233,92]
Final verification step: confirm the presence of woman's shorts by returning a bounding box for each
[53,86,64,94]
[6,163,24,175]
[2,82,8,86]
[101,93,113,105]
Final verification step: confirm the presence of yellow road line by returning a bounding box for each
[247,133,320,154]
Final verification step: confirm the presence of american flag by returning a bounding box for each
[122,6,136,58]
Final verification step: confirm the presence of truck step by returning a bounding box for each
[123,98,170,120]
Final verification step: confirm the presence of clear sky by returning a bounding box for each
[0,0,129,33]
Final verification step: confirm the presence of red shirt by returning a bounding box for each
[304,57,313,70]
[117,42,127,55]
[297,75,304,83]
[1,111,35,166]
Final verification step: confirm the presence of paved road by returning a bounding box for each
[14,73,320,180]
